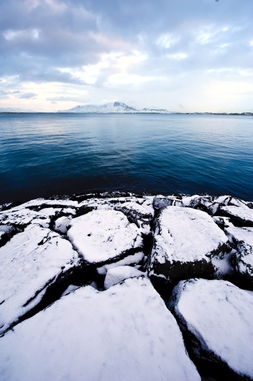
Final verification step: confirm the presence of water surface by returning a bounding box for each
[0,113,252,202]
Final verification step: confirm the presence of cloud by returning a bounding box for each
[156,33,180,49]
[0,0,253,111]
[18,92,37,99]
[3,28,40,41]
[166,52,188,60]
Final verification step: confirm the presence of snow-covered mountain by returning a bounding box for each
[63,101,169,114]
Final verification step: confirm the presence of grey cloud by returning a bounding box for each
[0,0,253,89]
[18,92,37,99]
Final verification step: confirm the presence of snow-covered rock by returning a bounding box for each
[149,206,228,284]
[79,195,154,234]
[234,242,253,285]
[182,194,213,211]
[153,195,183,211]
[0,225,16,246]
[54,215,72,234]
[104,265,144,289]
[171,279,253,379]
[0,198,78,228]
[0,224,79,335]
[215,218,253,283]
[97,251,145,275]
[0,206,60,227]
[67,210,143,265]
[15,198,78,209]
[0,277,200,381]
[218,204,253,226]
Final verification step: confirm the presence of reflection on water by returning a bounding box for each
[0,113,252,202]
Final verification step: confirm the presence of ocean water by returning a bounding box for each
[0,113,252,202]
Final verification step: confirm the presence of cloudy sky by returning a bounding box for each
[1,0,253,112]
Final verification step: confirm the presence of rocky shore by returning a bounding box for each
[0,192,252,381]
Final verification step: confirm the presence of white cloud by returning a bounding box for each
[58,50,148,85]
[3,28,40,41]
[166,52,188,60]
[196,25,230,45]
[105,73,157,86]
[156,33,180,49]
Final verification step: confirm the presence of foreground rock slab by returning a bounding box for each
[149,206,228,284]
[171,278,253,380]
[68,209,143,265]
[0,224,79,335]
[0,277,200,381]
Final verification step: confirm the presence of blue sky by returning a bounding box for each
[1,0,253,112]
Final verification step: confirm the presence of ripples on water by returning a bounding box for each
[0,113,252,202]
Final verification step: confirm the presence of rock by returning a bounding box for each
[170,279,253,380]
[215,217,253,285]
[0,198,78,228]
[0,206,61,227]
[79,195,154,234]
[97,251,145,276]
[216,204,253,226]
[182,195,213,211]
[0,224,79,335]
[149,206,228,285]
[153,195,183,211]
[104,265,144,289]
[0,225,16,246]
[0,278,200,381]
[233,242,253,286]
[54,216,72,234]
[11,198,79,210]
[67,210,143,265]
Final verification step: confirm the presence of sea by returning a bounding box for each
[0,112,252,203]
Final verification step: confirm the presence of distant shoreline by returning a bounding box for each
[1,111,253,116]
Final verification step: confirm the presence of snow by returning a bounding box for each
[0,206,62,227]
[236,243,253,276]
[220,205,253,224]
[0,225,14,239]
[54,216,72,234]
[0,224,79,334]
[97,251,144,275]
[219,219,253,278]
[0,277,200,381]
[77,196,153,235]
[171,279,253,379]
[224,222,253,246]
[67,210,143,264]
[1,192,253,380]
[152,206,227,264]
[182,195,212,208]
[215,196,248,208]
[65,101,168,114]
[104,265,144,289]
[79,196,154,219]
[210,251,234,277]
[7,198,79,210]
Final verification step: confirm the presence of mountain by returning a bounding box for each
[63,101,169,114]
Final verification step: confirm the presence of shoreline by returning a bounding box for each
[0,192,252,380]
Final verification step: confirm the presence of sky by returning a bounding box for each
[0,0,253,112]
